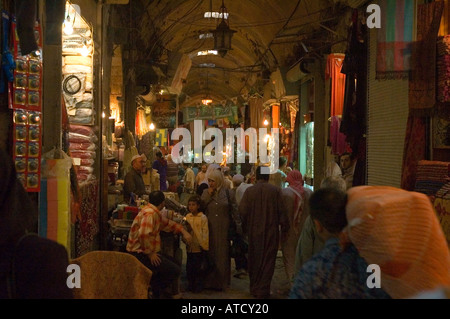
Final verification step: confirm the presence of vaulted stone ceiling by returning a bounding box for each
[111,0,369,107]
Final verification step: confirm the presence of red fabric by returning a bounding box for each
[75,181,99,257]
[286,170,304,197]
[401,115,427,191]
[326,54,346,116]
[286,170,305,234]
[409,1,444,109]
[330,116,348,155]
[69,124,95,136]
[439,0,450,36]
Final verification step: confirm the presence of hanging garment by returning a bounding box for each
[438,0,450,36]
[272,104,280,128]
[249,97,264,129]
[325,54,346,117]
[135,108,148,138]
[15,0,39,55]
[341,14,368,157]
[330,116,348,156]
[409,1,444,110]
[280,101,291,128]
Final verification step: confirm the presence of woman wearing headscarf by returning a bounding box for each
[280,170,312,282]
[196,163,220,196]
[0,149,72,298]
[200,169,236,291]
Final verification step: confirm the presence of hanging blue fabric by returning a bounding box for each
[1,11,16,94]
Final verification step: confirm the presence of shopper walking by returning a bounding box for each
[201,169,235,291]
[239,166,288,298]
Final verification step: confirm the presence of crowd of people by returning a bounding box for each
[1,144,449,300]
[127,149,449,300]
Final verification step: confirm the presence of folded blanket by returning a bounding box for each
[69,115,93,125]
[64,56,92,66]
[63,65,92,75]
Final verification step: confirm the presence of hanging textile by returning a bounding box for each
[437,36,450,103]
[290,108,297,130]
[272,104,280,128]
[135,108,148,138]
[39,150,72,254]
[139,131,154,159]
[280,101,291,128]
[325,53,346,116]
[74,180,99,257]
[15,0,39,55]
[155,129,168,147]
[401,2,444,190]
[227,105,239,124]
[409,1,444,110]
[249,96,264,129]
[414,160,450,196]
[401,116,428,190]
[341,11,368,157]
[330,116,349,156]
[439,0,450,36]
[214,104,233,119]
[292,111,301,170]
[376,0,414,80]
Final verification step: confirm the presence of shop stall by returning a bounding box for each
[61,1,99,258]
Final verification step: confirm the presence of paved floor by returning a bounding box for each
[178,245,292,300]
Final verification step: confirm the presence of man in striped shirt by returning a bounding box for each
[127,191,192,299]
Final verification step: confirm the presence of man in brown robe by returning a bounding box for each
[238,165,289,299]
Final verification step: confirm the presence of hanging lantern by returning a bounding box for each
[211,0,236,58]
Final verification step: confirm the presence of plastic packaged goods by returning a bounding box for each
[68,132,98,143]
[80,158,95,166]
[69,142,97,151]
[69,150,96,159]
[68,124,96,137]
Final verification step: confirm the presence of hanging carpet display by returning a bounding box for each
[376,0,414,80]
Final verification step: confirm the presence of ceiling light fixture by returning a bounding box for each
[211,0,236,58]
[202,99,213,105]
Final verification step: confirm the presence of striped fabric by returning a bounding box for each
[376,0,414,79]
[414,160,450,195]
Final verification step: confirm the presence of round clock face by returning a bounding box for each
[63,75,82,95]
